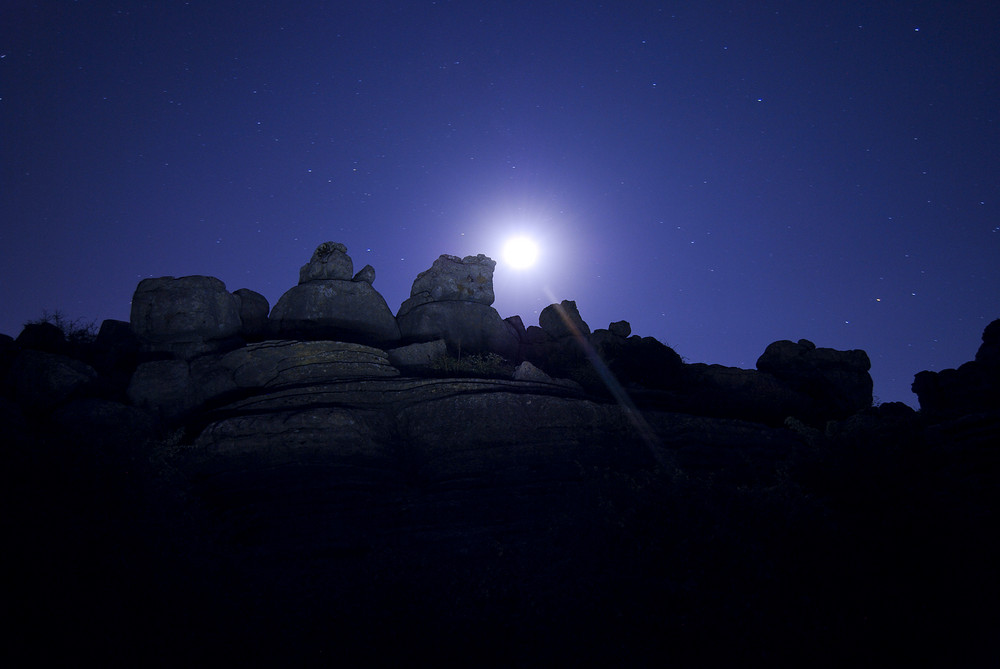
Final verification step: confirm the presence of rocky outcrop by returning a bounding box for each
[298,241,353,283]
[397,300,519,359]
[232,288,270,341]
[386,339,448,373]
[756,338,873,419]
[397,254,519,359]
[403,253,496,308]
[676,362,813,425]
[538,299,590,339]
[270,243,401,346]
[269,280,401,344]
[525,307,685,397]
[15,321,69,355]
[222,340,399,388]
[913,318,1000,416]
[130,275,243,359]
[4,267,999,667]
[352,263,376,285]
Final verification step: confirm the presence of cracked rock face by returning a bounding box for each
[221,340,400,388]
[399,254,497,316]
[129,275,242,358]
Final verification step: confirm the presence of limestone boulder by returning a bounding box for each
[125,354,237,424]
[396,301,519,359]
[602,335,684,390]
[609,320,632,338]
[512,360,581,391]
[91,319,142,394]
[386,339,448,373]
[94,319,140,358]
[352,264,376,285]
[538,300,591,339]
[269,280,401,345]
[130,275,242,359]
[222,340,399,390]
[232,288,270,341]
[756,339,873,419]
[398,254,497,317]
[912,319,1000,416]
[974,318,1000,369]
[15,321,68,355]
[679,363,813,425]
[298,241,353,283]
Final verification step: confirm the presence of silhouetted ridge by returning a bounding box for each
[2,242,997,666]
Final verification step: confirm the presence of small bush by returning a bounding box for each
[430,352,514,379]
[25,310,99,345]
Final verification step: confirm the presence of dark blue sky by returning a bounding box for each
[3,1,998,405]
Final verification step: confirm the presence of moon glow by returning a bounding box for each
[502,236,540,269]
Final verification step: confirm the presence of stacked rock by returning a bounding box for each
[268,242,401,346]
[396,254,519,360]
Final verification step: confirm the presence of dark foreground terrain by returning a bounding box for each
[4,292,999,666]
[6,394,998,667]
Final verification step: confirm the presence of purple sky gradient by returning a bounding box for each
[3,1,998,406]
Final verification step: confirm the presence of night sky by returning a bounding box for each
[3,1,998,406]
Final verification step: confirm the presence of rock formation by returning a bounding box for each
[756,338,873,418]
[3,245,997,666]
[912,318,1000,416]
[396,253,519,359]
[130,275,243,359]
[269,242,401,345]
[232,288,270,341]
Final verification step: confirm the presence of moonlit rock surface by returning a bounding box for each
[404,253,496,310]
[269,280,401,345]
[129,275,242,358]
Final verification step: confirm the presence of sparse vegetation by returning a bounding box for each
[25,309,99,345]
[429,351,514,378]
[313,241,346,258]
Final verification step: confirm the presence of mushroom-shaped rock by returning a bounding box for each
[269,280,401,345]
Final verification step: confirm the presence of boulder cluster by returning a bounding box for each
[3,241,998,666]
[47,242,876,427]
[4,241,995,434]
[912,319,1000,417]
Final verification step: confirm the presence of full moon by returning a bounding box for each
[502,236,539,269]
